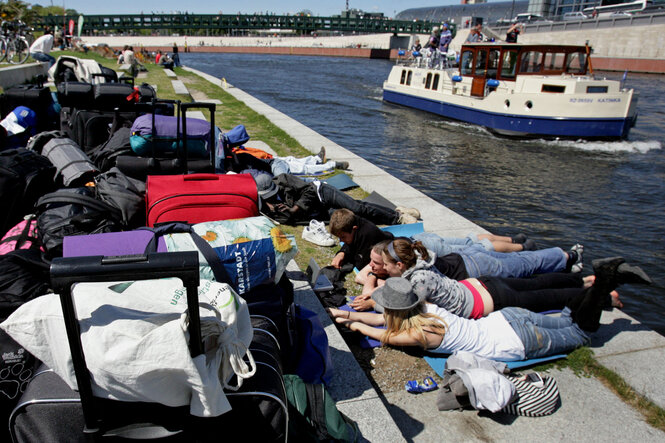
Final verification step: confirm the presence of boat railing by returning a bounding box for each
[396,48,457,70]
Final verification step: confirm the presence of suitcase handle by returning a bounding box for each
[181,102,216,173]
[50,251,201,434]
[183,173,219,181]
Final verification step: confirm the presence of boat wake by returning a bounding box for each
[547,139,662,153]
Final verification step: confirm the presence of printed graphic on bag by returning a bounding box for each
[163,216,297,294]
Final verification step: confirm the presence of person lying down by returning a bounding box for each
[329,257,651,361]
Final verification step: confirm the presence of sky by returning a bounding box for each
[52,1,467,18]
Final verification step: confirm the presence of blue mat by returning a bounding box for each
[381,222,424,237]
[424,354,567,376]
[323,173,358,190]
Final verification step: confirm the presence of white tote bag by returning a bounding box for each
[0,278,255,417]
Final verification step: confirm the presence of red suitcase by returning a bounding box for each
[145,173,259,226]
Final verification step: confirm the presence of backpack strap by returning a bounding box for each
[304,383,331,441]
[1,215,40,251]
[36,192,122,220]
[139,222,232,286]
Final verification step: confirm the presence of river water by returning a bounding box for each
[183,53,665,335]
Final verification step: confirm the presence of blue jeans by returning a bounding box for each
[460,244,567,279]
[412,232,493,256]
[318,183,399,225]
[31,52,55,67]
[501,307,590,358]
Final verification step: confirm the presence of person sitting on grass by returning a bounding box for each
[329,257,651,360]
[351,239,626,316]
[255,173,421,226]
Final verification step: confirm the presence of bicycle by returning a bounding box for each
[2,21,32,64]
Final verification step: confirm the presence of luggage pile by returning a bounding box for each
[0,63,358,442]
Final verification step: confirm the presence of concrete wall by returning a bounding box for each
[0,62,49,90]
[78,23,665,73]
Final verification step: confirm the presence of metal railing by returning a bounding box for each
[35,13,438,35]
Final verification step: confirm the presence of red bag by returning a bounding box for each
[145,173,259,226]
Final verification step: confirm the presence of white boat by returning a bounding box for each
[383,43,638,139]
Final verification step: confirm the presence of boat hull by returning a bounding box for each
[383,89,635,139]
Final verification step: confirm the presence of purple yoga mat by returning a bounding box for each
[63,230,167,258]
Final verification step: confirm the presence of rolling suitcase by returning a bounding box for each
[116,101,217,181]
[9,253,288,441]
[146,172,259,226]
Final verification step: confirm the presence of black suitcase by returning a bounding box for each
[244,275,297,368]
[61,102,174,154]
[1,84,57,132]
[0,148,56,237]
[56,81,95,109]
[93,83,136,110]
[9,252,288,441]
[115,101,217,181]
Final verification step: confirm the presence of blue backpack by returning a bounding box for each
[294,305,333,385]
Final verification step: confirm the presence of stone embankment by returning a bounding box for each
[82,23,665,72]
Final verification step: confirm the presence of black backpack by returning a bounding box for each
[94,167,146,229]
[0,148,56,237]
[88,126,134,172]
[35,186,123,258]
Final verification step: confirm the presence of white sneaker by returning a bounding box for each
[310,219,327,232]
[396,211,418,225]
[302,225,336,247]
[396,206,421,219]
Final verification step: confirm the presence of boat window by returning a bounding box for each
[566,52,587,74]
[487,49,500,79]
[460,50,474,76]
[542,84,566,93]
[425,73,432,89]
[587,86,608,93]
[432,74,440,90]
[406,70,413,86]
[475,50,488,76]
[543,53,565,72]
[519,51,543,73]
[500,50,518,79]
[400,70,406,85]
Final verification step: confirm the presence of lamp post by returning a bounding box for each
[510,0,516,20]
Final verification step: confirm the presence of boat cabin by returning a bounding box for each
[459,43,589,80]
[458,43,590,97]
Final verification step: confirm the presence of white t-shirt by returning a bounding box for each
[426,304,526,361]
[123,49,135,65]
[29,34,53,54]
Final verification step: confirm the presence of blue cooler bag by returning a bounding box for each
[130,114,213,158]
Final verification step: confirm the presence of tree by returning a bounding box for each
[0,0,35,22]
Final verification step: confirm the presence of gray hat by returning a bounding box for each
[371,277,422,310]
[255,173,278,199]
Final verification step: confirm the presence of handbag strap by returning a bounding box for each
[139,222,232,286]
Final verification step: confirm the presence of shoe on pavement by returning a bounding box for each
[569,244,584,273]
[396,206,421,219]
[522,239,537,251]
[317,146,326,163]
[512,233,528,244]
[334,161,349,170]
[302,226,336,247]
[397,211,418,225]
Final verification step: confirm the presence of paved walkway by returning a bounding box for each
[184,65,665,441]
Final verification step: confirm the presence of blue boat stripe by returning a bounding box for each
[383,89,630,138]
